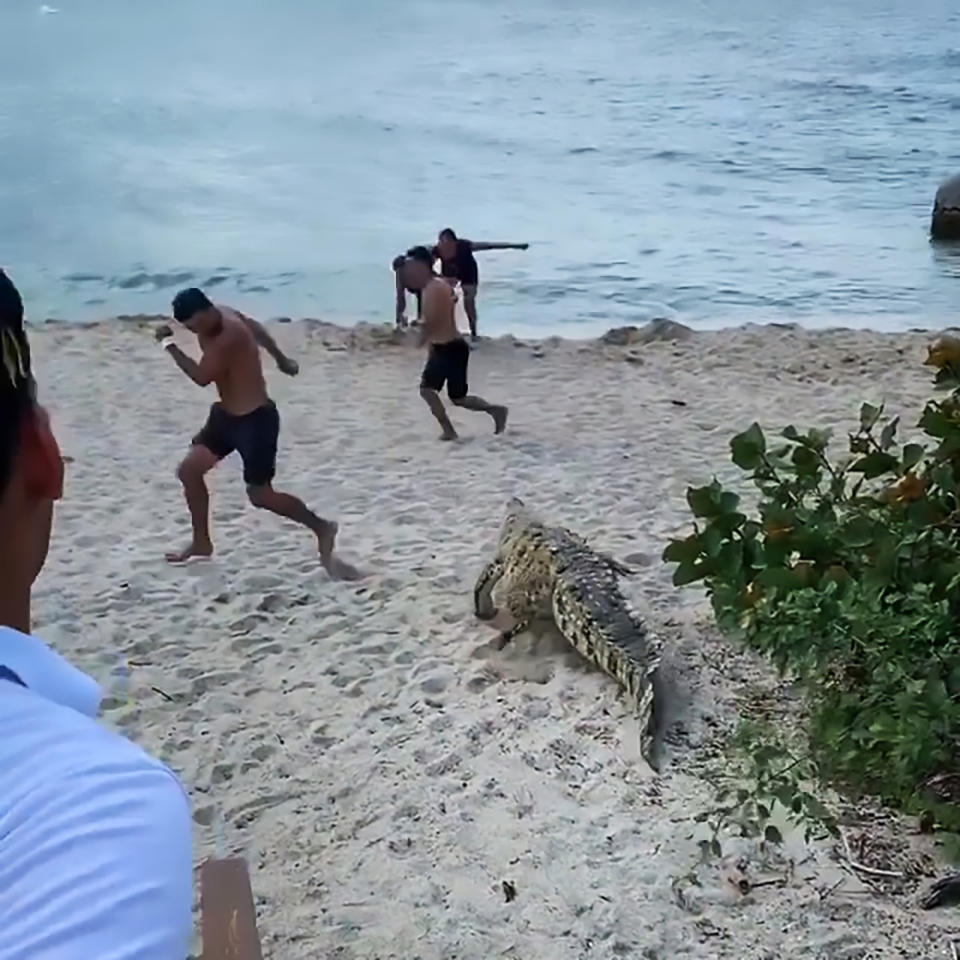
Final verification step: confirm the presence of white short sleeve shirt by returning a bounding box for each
[0,627,193,959]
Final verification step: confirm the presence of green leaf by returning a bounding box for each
[663,536,701,565]
[860,402,882,431]
[686,482,724,518]
[808,428,832,451]
[710,512,747,536]
[719,491,741,514]
[903,443,925,470]
[757,567,801,591]
[731,423,767,470]
[849,452,899,479]
[906,499,941,527]
[764,825,783,844]
[791,445,821,476]
[774,786,795,810]
[673,562,708,587]
[701,526,723,559]
[716,541,744,578]
[919,405,952,439]
[839,515,876,548]
[742,521,762,541]
[782,425,801,442]
[879,417,899,450]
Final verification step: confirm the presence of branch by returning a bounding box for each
[836,828,903,880]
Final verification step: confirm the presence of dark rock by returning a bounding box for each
[601,318,693,346]
[931,173,960,240]
[601,325,638,346]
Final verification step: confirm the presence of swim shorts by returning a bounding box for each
[192,401,279,486]
[420,338,469,400]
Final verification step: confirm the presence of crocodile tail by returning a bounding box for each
[603,642,658,762]
[551,578,657,763]
[629,653,658,763]
[602,553,636,577]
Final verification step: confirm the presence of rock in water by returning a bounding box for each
[931,173,960,240]
[600,318,693,346]
[636,318,693,343]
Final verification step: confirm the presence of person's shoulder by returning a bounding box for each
[0,693,192,958]
[424,278,451,300]
[218,307,252,343]
[217,304,244,324]
[0,683,186,797]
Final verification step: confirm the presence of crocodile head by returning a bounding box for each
[499,497,533,545]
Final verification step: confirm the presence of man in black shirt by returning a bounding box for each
[392,230,528,339]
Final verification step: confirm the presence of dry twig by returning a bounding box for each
[837,829,904,880]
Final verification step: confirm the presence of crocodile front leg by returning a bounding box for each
[474,557,505,620]
[493,619,530,650]
[494,577,554,648]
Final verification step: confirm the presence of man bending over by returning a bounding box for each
[402,247,508,441]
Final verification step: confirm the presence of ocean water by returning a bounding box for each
[1,0,958,336]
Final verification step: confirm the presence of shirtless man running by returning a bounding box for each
[156,287,344,574]
[402,247,508,441]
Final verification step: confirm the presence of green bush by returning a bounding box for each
[665,337,960,810]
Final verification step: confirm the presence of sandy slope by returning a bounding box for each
[27,318,960,958]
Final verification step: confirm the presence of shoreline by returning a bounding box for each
[28,311,955,344]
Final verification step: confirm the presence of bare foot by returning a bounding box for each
[316,520,339,570]
[165,540,213,564]
[492,406,508,434]
[328,556,365,581]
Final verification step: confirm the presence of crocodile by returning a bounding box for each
[474,497,660,762]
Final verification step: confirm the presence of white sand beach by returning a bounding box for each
[28,318,960,958]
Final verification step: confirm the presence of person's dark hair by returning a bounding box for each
[391,254,405,271]
[0,270,34,496]
[172,287,213,323]
[439,228,457,242]
[406,245,434,266]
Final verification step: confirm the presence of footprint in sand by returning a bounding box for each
[256,593,286,613]
[328,556,366,582]
[466,670,498,693]
[419,672,453,695]
[211,763,234,785]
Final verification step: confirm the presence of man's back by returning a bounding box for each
[0,629,192,960]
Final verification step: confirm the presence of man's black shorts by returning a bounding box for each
[192,401,279,487]
[421,338,469,400]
